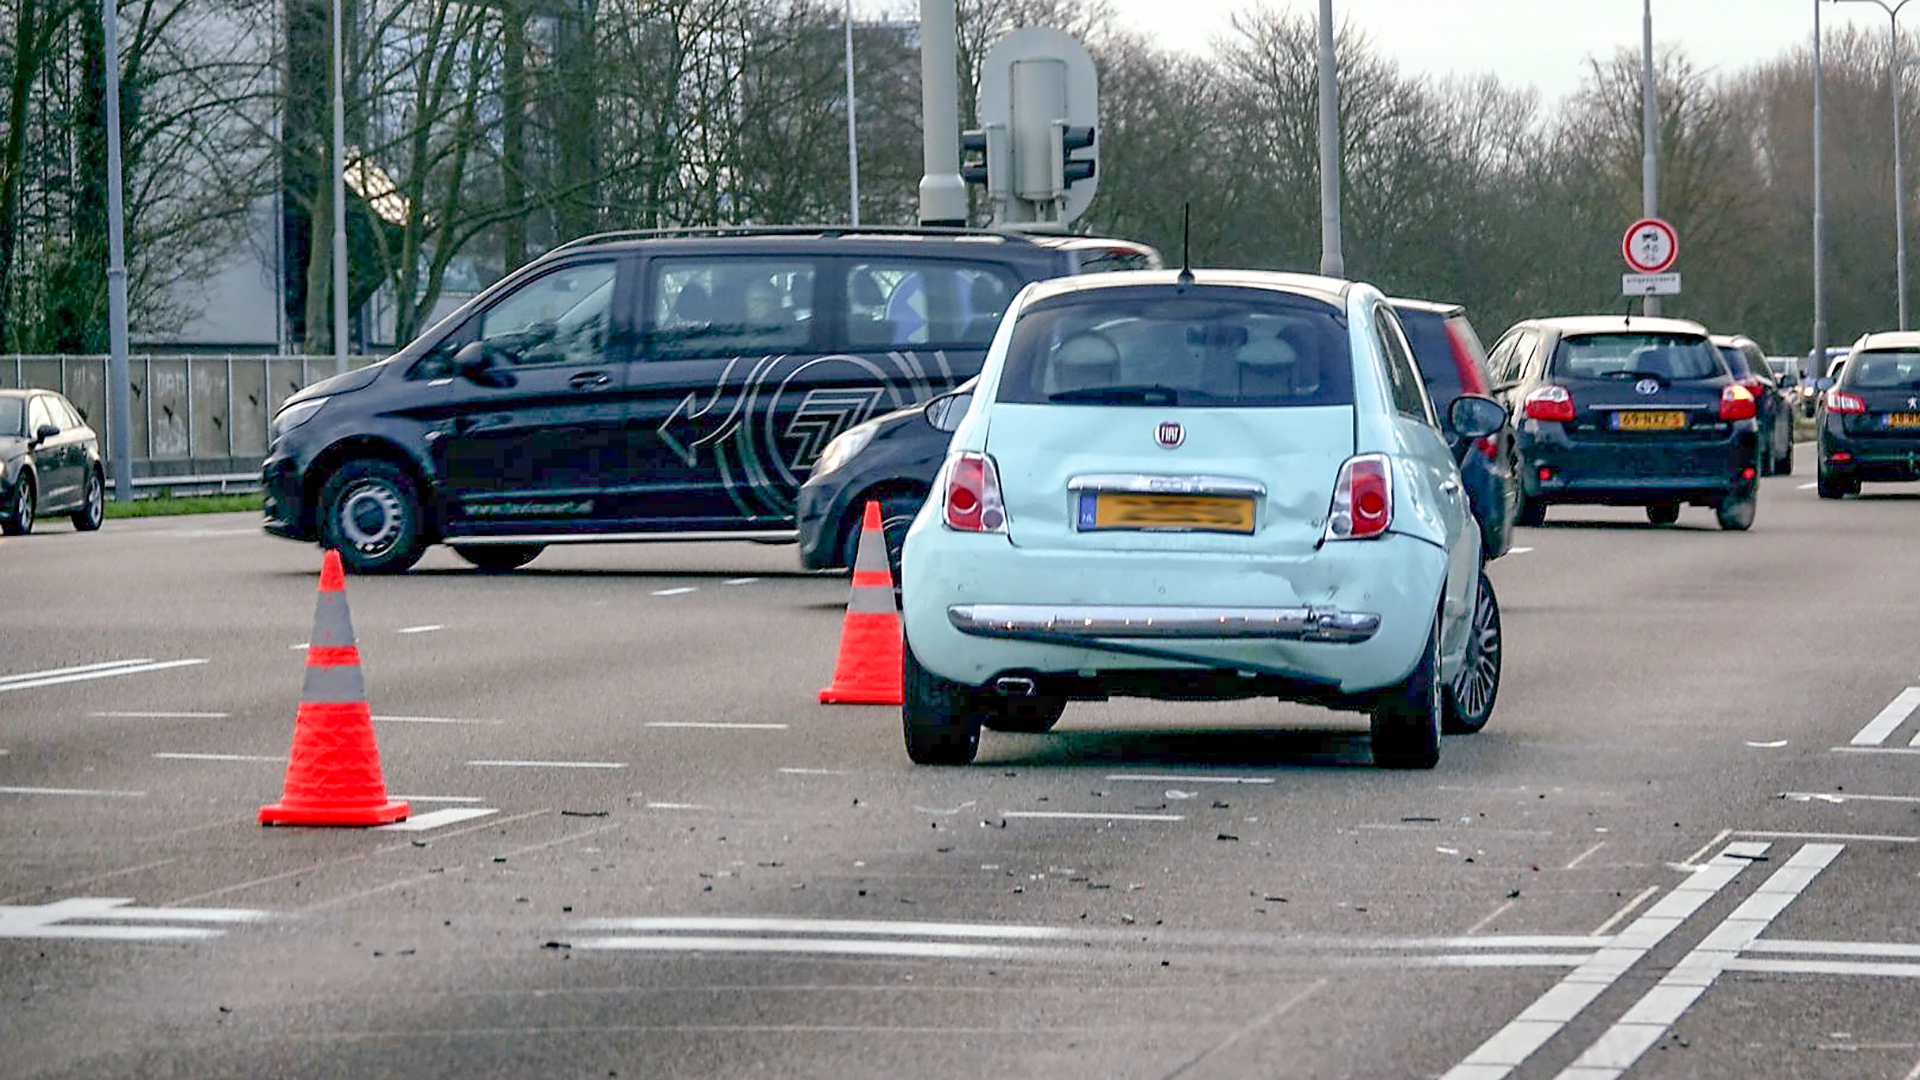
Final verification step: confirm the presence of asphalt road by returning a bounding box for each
[3,463,1918,1080]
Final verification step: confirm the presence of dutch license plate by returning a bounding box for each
[1882,412,1920,429]
[1077,492,1255,534]
[1612,410,1687,432]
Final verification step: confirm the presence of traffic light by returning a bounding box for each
[1061,124,1096,186]
[961,128,990,187]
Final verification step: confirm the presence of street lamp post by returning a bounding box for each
[1836,0,1914,330]
[1642,0,1661,317]
[1814,0,1828,373]
[844,0,860,226]
[1316,0,1342,278]
[331,0,349,372]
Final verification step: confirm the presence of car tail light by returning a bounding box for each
[943,451,1007,533]
[1739,376,1769,400]
[1741,466,1757,480]
[1325,454,1392,541]
[1830,451,1854,464]
[1523,385,1575,423]
[1718,384,1757,421]
[1826,390,1866,414]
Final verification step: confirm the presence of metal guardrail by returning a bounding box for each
[0,353,383,487]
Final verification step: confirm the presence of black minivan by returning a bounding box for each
[261,226,1159,572]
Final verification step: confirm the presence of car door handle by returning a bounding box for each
[1441,479,1461,496]
[570,371,611,390]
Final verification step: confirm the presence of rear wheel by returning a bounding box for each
[1645,502,1681,526]
[902,639,984,765]
[319,460,429,574]
[983,696,1067,734]
[71,468,104,531]
[1816,472,1856,499]
[1774,437,1794,476]
[2,473,34,535]
[1715,488,1757,531]
[1516,497,1545,527]
[1372,612,1443,770]
[452,543,545,572]
[1443,572,1501,735]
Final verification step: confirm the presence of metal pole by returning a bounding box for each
[1316,0,1343,278]
[1642,0,1661,317]
[102,0,134,502]
[1814,0,1828,380]
[844,0,860,226]
[331,0,349,372]
[917,0,966,226]
[1892,8,1910,329]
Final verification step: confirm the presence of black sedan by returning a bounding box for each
[1,388,106,535]
[1390,298,1519,560]
[1712,334,1793,474]
[1817,332,1920,498]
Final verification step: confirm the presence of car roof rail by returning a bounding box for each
[545,224,1040,256]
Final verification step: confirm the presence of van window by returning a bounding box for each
[844,261,1016,349]
[650,259,815,357]
[477,261,617,367]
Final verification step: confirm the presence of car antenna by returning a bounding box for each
[1176,203,1194,290]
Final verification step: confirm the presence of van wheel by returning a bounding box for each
[984,696,1067,733]
[1715,488,1757,531]
[1444,572,1501,735]
[452,544,545,572]
[319,460,428,573]
[1645,502,1680,525]
[903,639,983,765]
[1372,612,1443,769]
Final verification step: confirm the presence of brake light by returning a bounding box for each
[1325,454,1393,541]
[1523,385,1575,423]
[1718,384,1757,421]
[1826,390,1866,414]
[1830,451,1854,463]
[943,451,1007,533]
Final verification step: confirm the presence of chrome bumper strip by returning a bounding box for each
[947,604,1381,644]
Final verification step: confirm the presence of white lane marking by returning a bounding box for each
[390,795,485,804]
[0,897,267,942]
[1736,829,1917,843]
[1726,958,1920,978]
[289,643,308,650]
[723,578,759,586]
[1745,740,1788,748]
[468,759,627,769]
[90,711,229,719]
[1553,844,1842,1080]
[779,767,849,776]
[1105,774,1274,785]
[395,624,444,634]
[1798,482,1818,490]
[374,808,499,831]
[1001,811,1185,822]
[576,916,1070,939]
[1440,841,1770,1080]
[652,587,697,597]
[1853,688,1920,746]
[646,721,789,730]
[1834,746,1920,756]
[646,802,708,811]
[1782,791,1920,805]
[374,715,505,725]
[1565,841,1608,870]
[0,785,146,797]
[1508,546,1535,554]
[152,752,286,763]
[571,935,1037,960]
[1416,953,1597,968]
[1680,829,1733,868]
[1747,939,1920,959]
[1465,901,1517,936]
[0,659,207,693]
[1592,886,1660,937]
[1,659,154,685]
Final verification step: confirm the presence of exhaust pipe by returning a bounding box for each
[994,676,1037,697]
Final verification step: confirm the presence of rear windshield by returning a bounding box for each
[996,285,1352,408]
[1716,346,1756,378]
[0,398,20,437]
[1840,350,1920,389]
[1552,333,1722,381]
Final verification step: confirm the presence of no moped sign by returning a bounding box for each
[1622,218,1678,274]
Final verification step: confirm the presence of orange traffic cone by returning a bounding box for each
[260,550,409,826]
[818,501,904,705]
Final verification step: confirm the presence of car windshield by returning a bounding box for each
[1716,346,1754,378]
[0,398,20,436]
[1841,350,1920,389]
[1552,333,1721,381]
[996,285,1352,408]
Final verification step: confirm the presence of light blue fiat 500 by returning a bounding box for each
[898,270,1508,769]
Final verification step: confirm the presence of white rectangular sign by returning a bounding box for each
[1623,272,1681,296]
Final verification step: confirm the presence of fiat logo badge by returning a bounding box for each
[1156,421,1185,449]
[1635,378,1661,396]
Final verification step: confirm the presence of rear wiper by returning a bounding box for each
[1047,384,1181,405]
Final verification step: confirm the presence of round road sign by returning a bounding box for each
[1622,218,1678,274]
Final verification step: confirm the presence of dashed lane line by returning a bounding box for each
[651,587,697,597]
[374,808,499,831]
[90,711,229,719]
[0,659,207,693]
[153,752,285,763]
[1001,811,1185,822]
[647,721,789,730]
[395,624,444,634]
[1105,774,1275,785]
[468,759,627,769]
[374,715,505,725]
[1781,792,1920,805]
[0,785,146,797]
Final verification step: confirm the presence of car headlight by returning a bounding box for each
[811,422,878,478]
[270,397,328,442]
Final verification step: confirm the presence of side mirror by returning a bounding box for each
[1814,376,1835,391]
[923,391,973,434]
[1449,394,1507,441]
[453,340,491,375]
[32,423,58,445]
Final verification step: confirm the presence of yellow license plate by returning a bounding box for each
[1081,493,1255,534]
[1613,410,1687,431]
[1885,412,1920,429]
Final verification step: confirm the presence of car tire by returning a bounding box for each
[1645,502,1681,526]
[1715,488,1757,531]
[70,468,104,531]
[845,489,925,585]
[319,460,429,574]
[1516,497,1545,527]
[983,695,1067,734]
[1774,439,1793,476]
[2,473,33,535]
[902,638,984,765]
[1816,472,1857,499]
[1443,572,1501,735]
[1371,611,1443,770]
[451,543,545,572]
